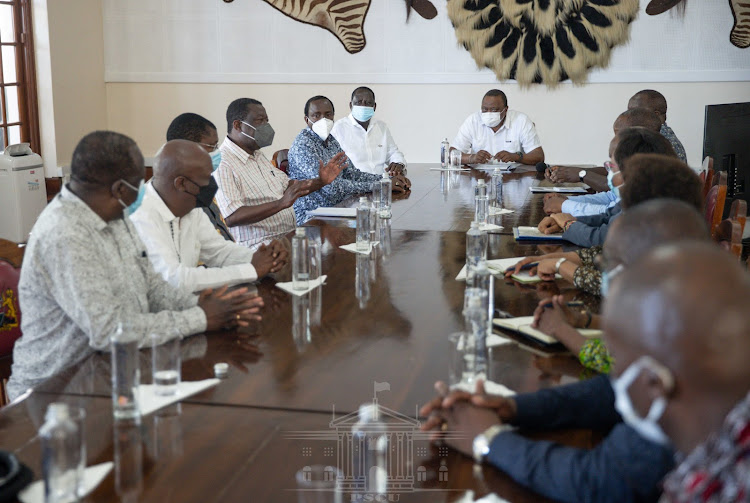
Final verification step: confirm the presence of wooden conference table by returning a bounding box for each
[0,164,602,502]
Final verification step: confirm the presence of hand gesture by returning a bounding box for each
[547,166,579,183]
[543,195,567,214]
[550,213,575,229]
[198,285,264,331]
[469,150,492,164]
[533,295,587,328]
[493,151,516,163]
[251,239,289,277]
[386,163,405,176]
[280,179,313,208]
[538,216,562,234]
[319,152,348,185]
[505,256,538,277]
[391,174,411,193]
[533,258,560,281]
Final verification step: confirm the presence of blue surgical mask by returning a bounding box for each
[118,179,145,216]
[607,170,624,200]
[600,263,624,297]
[351,105,375,122]
[611,356,672,446]
[209,150,222,171]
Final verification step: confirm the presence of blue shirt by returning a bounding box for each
[287,128,382,224]
[561,190,619,217]
[488,375,675,503]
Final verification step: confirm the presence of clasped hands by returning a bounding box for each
[418,380,516,457]
[538,212,576,234]
[469,150,519,164]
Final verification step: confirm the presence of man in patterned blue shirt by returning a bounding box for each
[628,90,687,164]
[287,95,411,224]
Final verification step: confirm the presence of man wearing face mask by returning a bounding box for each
[451,89,544,166]
[130,140,288,293]
[165,112,233,241]
[288,95,411,224]
[8,132,265,399]
[214,98,347,249]
[604,243,750,502]
[330,86,407,176]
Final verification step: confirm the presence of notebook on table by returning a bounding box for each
[513,226,565,242]
[307,207,357,218]
[455,257,528,281]
[529,186,589,194]
[492,316,603,346]
[468,162,519,172]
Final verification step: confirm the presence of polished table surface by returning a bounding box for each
[3,164,600,502]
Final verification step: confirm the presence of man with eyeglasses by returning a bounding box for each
[130,140,288,293]
[451,89,544,166]
[166,112,232,241]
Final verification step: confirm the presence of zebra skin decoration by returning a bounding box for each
[446,0,639,87]
[262,0,372,54]
[729,0,750,48]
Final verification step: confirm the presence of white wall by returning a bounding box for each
[33,0,107,177]
[105,81,750,168]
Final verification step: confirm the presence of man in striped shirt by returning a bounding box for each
[214,98,346,249]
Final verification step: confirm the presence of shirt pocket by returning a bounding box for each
[504,139,520,153]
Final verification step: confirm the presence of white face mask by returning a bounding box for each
[481,111,504,128]
[309,117,334,141]
[611,355,672,446]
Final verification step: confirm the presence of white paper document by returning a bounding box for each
[530,186,588,194]
[339,242,372,255]
[138,378,220,416]
[488,207,514,216]
[455,257,528,281]
[493,316,602,345]
[19,462,114,503]
[275,275,327,296]
[307,207,357,218]
[429,167,470,172]
[478,223,503,232]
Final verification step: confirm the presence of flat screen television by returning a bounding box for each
[702,102,750,221]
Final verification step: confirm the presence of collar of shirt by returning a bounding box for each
[59,184,110,232]
[483,110,514,133]
[348,113,372,132]
[142,181,179,223]
[221,136,255,165]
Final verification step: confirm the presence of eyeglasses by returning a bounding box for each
[603,161,617,174]
[197,141,219,152]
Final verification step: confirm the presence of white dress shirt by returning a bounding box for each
[331,115,406,174]
[453,110,542,156]
[130,183,258,293]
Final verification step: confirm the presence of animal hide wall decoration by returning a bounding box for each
[262,0,372,54]
[729,0,750,48]
[446,0,640,87]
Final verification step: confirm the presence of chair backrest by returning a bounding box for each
[704,171,728,238]
[0,239,24,268]
[729,199,747,235]
[701,157,714,200]
[272,149,289,174]
[715,219,743,260]
[0,259,22,357]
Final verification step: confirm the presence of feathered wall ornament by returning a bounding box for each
[262,0,372,54]
[446,0,639,87]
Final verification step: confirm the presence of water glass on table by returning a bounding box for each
[450,149,463,169]
[151,333,181,397]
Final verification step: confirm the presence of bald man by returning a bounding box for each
[604,243,750,501]
[130,140,288,293]
[628,90,687,163]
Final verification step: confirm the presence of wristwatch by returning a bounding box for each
[578,169,586,182]
[516,151,524,163]
[555,257,566,273]
[473,424,514,463]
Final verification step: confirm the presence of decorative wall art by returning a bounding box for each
[646,0,749,49]
[446,0,640,87]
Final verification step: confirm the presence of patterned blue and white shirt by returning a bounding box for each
[288,127,382,224]
[660,123,687,164]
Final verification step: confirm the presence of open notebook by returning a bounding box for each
[514,226,565,242]
[493,316,602,346]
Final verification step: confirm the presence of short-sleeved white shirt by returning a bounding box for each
[452,110,542,156]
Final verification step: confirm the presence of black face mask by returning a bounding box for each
[185,176,218,208]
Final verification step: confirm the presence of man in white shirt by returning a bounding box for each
[331,87,407,176]
[452,89,544,166]
[131,140,288,293]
